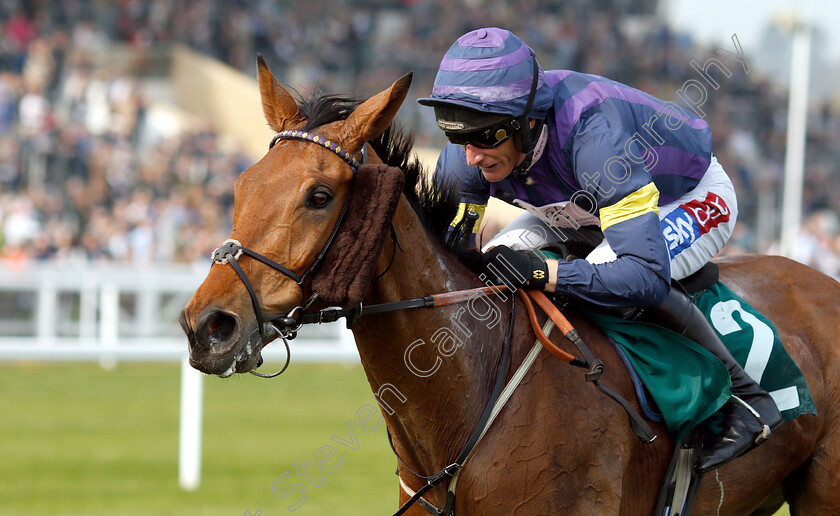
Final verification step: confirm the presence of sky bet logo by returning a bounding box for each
[662,192,730,258]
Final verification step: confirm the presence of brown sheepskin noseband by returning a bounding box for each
[311,164,405,306]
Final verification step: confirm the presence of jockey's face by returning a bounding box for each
[463,118,535,182]
[464,136,526,182]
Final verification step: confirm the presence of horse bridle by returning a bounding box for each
[211,130,367,376]
[211,129,656,515]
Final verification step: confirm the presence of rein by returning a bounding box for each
[392,293,516,516]
[388,289,656,516]
[213,130,655,515]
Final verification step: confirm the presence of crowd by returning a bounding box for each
[0,2,252,267]
[1,0,840,277]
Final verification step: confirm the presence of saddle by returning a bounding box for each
[585,270,815,516]
[525,260,814,516]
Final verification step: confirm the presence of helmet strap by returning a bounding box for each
[514,121,547,175]
[512,51,540,154]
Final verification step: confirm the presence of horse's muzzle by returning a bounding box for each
[181,308,253,376]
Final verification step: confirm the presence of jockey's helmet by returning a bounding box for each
[418,27,552,154]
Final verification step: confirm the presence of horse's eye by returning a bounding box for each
[306,189,332,209]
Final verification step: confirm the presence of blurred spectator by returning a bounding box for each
[0,0,837,280]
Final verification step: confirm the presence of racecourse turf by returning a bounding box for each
[0,362,791,516]
[0,361,396,516]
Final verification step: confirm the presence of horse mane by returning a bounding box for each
[297,91,461,251]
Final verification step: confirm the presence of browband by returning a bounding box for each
[270,130,362,172]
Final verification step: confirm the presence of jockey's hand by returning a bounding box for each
[481,246,549,290]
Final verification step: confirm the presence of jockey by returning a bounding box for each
[418,27,782,472]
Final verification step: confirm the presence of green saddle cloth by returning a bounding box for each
[583,281,816,440]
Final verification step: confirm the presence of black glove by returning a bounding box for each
[481,246,549,290]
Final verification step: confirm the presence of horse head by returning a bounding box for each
[180,56,412,376]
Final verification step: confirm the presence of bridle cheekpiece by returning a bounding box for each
[210,130,366,377]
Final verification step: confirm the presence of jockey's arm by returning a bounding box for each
[549,188,671,306]
[552,116,671,307]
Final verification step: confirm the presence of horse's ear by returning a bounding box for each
[340,72,413,151]
[257,54,306,132]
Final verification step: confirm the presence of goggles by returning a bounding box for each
[445,118,520,149]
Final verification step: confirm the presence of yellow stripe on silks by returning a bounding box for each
[451,203,487,233]
[599,183,661,231]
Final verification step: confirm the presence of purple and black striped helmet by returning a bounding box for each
[418,27,552,121]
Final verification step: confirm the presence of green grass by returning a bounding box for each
[0,362,395,516]
[0,362,793,515]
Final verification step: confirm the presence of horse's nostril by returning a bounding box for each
[205,312,237,343]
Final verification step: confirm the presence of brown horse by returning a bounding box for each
[180,59,840,515]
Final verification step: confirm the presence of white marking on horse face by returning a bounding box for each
[714,469,725,515]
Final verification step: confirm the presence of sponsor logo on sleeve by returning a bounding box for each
[662,192,730,257]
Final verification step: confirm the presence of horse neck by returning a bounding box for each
[351,196,509,475]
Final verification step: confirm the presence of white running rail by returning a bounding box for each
[0,261,359,490]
